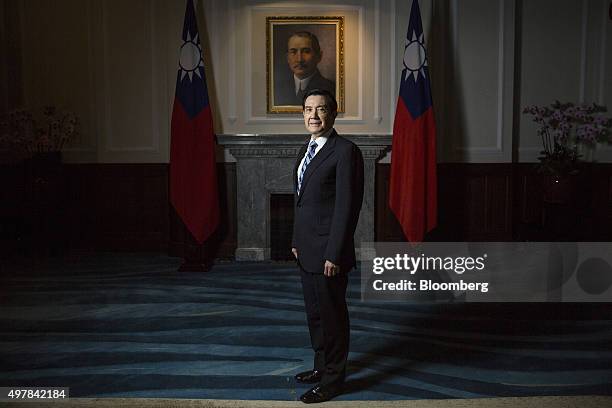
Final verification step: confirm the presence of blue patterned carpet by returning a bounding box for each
[1,253,611,401]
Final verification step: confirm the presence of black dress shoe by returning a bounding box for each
[299,384,342,404]
[294,369,323,384]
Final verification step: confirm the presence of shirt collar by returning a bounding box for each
[294,72,315,94]
[310,128,334,150]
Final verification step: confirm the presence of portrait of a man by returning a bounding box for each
[267,17,344,113]
[280,31,335,105]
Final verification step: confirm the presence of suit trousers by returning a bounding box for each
[299,267,350,387]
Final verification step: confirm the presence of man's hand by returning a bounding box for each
[292,248,298,259]
[324,260,340,277]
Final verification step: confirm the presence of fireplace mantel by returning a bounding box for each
[217,134,391,261]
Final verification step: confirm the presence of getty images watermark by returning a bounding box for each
[360,242,612,302]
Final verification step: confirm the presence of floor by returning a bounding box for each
[1,253,611,401]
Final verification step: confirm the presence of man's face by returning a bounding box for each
[287,35,321,79]
[303,95,336,136]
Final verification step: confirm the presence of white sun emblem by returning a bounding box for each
[402,30,427,83]
[179,30,204,82]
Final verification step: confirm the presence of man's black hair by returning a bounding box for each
[302,89,338,112]
[288,31,322,57]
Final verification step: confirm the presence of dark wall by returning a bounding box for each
[2,161,612,260]
[377,163,612,243]
[376,164,513,242]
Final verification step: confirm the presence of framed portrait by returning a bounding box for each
[266,16,344,114]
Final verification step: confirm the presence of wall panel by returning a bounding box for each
[20,0,96,159]
[518,0,585,162]
[448,0,515,162]
[100,0,157,160]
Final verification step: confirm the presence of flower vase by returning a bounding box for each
[30,151,62,170]
[24,150,64,208]
[24,151,65,257]
[542,175,578,205]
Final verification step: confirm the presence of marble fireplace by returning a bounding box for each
[218,134,391,261]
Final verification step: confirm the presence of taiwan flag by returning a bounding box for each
[389,0,437,242]
[170,0,219,244]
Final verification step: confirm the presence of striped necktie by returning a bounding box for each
[298,140,318,194]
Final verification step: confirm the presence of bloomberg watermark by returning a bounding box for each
[360,242,612,302]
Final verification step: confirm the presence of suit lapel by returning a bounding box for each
[294,142,308,195]
[297,130,337,203]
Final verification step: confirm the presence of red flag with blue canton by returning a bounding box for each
[170,0,219,244]
[389,0,437,242]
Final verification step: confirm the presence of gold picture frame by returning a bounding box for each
[266,16,345,114]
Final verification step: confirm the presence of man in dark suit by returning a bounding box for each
[291,89,364,403]
[275,32,336,106]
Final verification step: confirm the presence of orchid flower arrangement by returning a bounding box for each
[523,101,612,176]
[0,106,78,157]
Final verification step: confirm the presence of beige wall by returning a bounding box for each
[1,0,23,114]
[519,0,612,162]
[5,0,612,163]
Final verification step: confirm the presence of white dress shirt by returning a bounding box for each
[294,74,314,95]
[297,128,333,182]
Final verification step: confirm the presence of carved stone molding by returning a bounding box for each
[228,147,302,158]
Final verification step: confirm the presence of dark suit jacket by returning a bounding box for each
[291,130,364,274]
[275,70,336,106]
